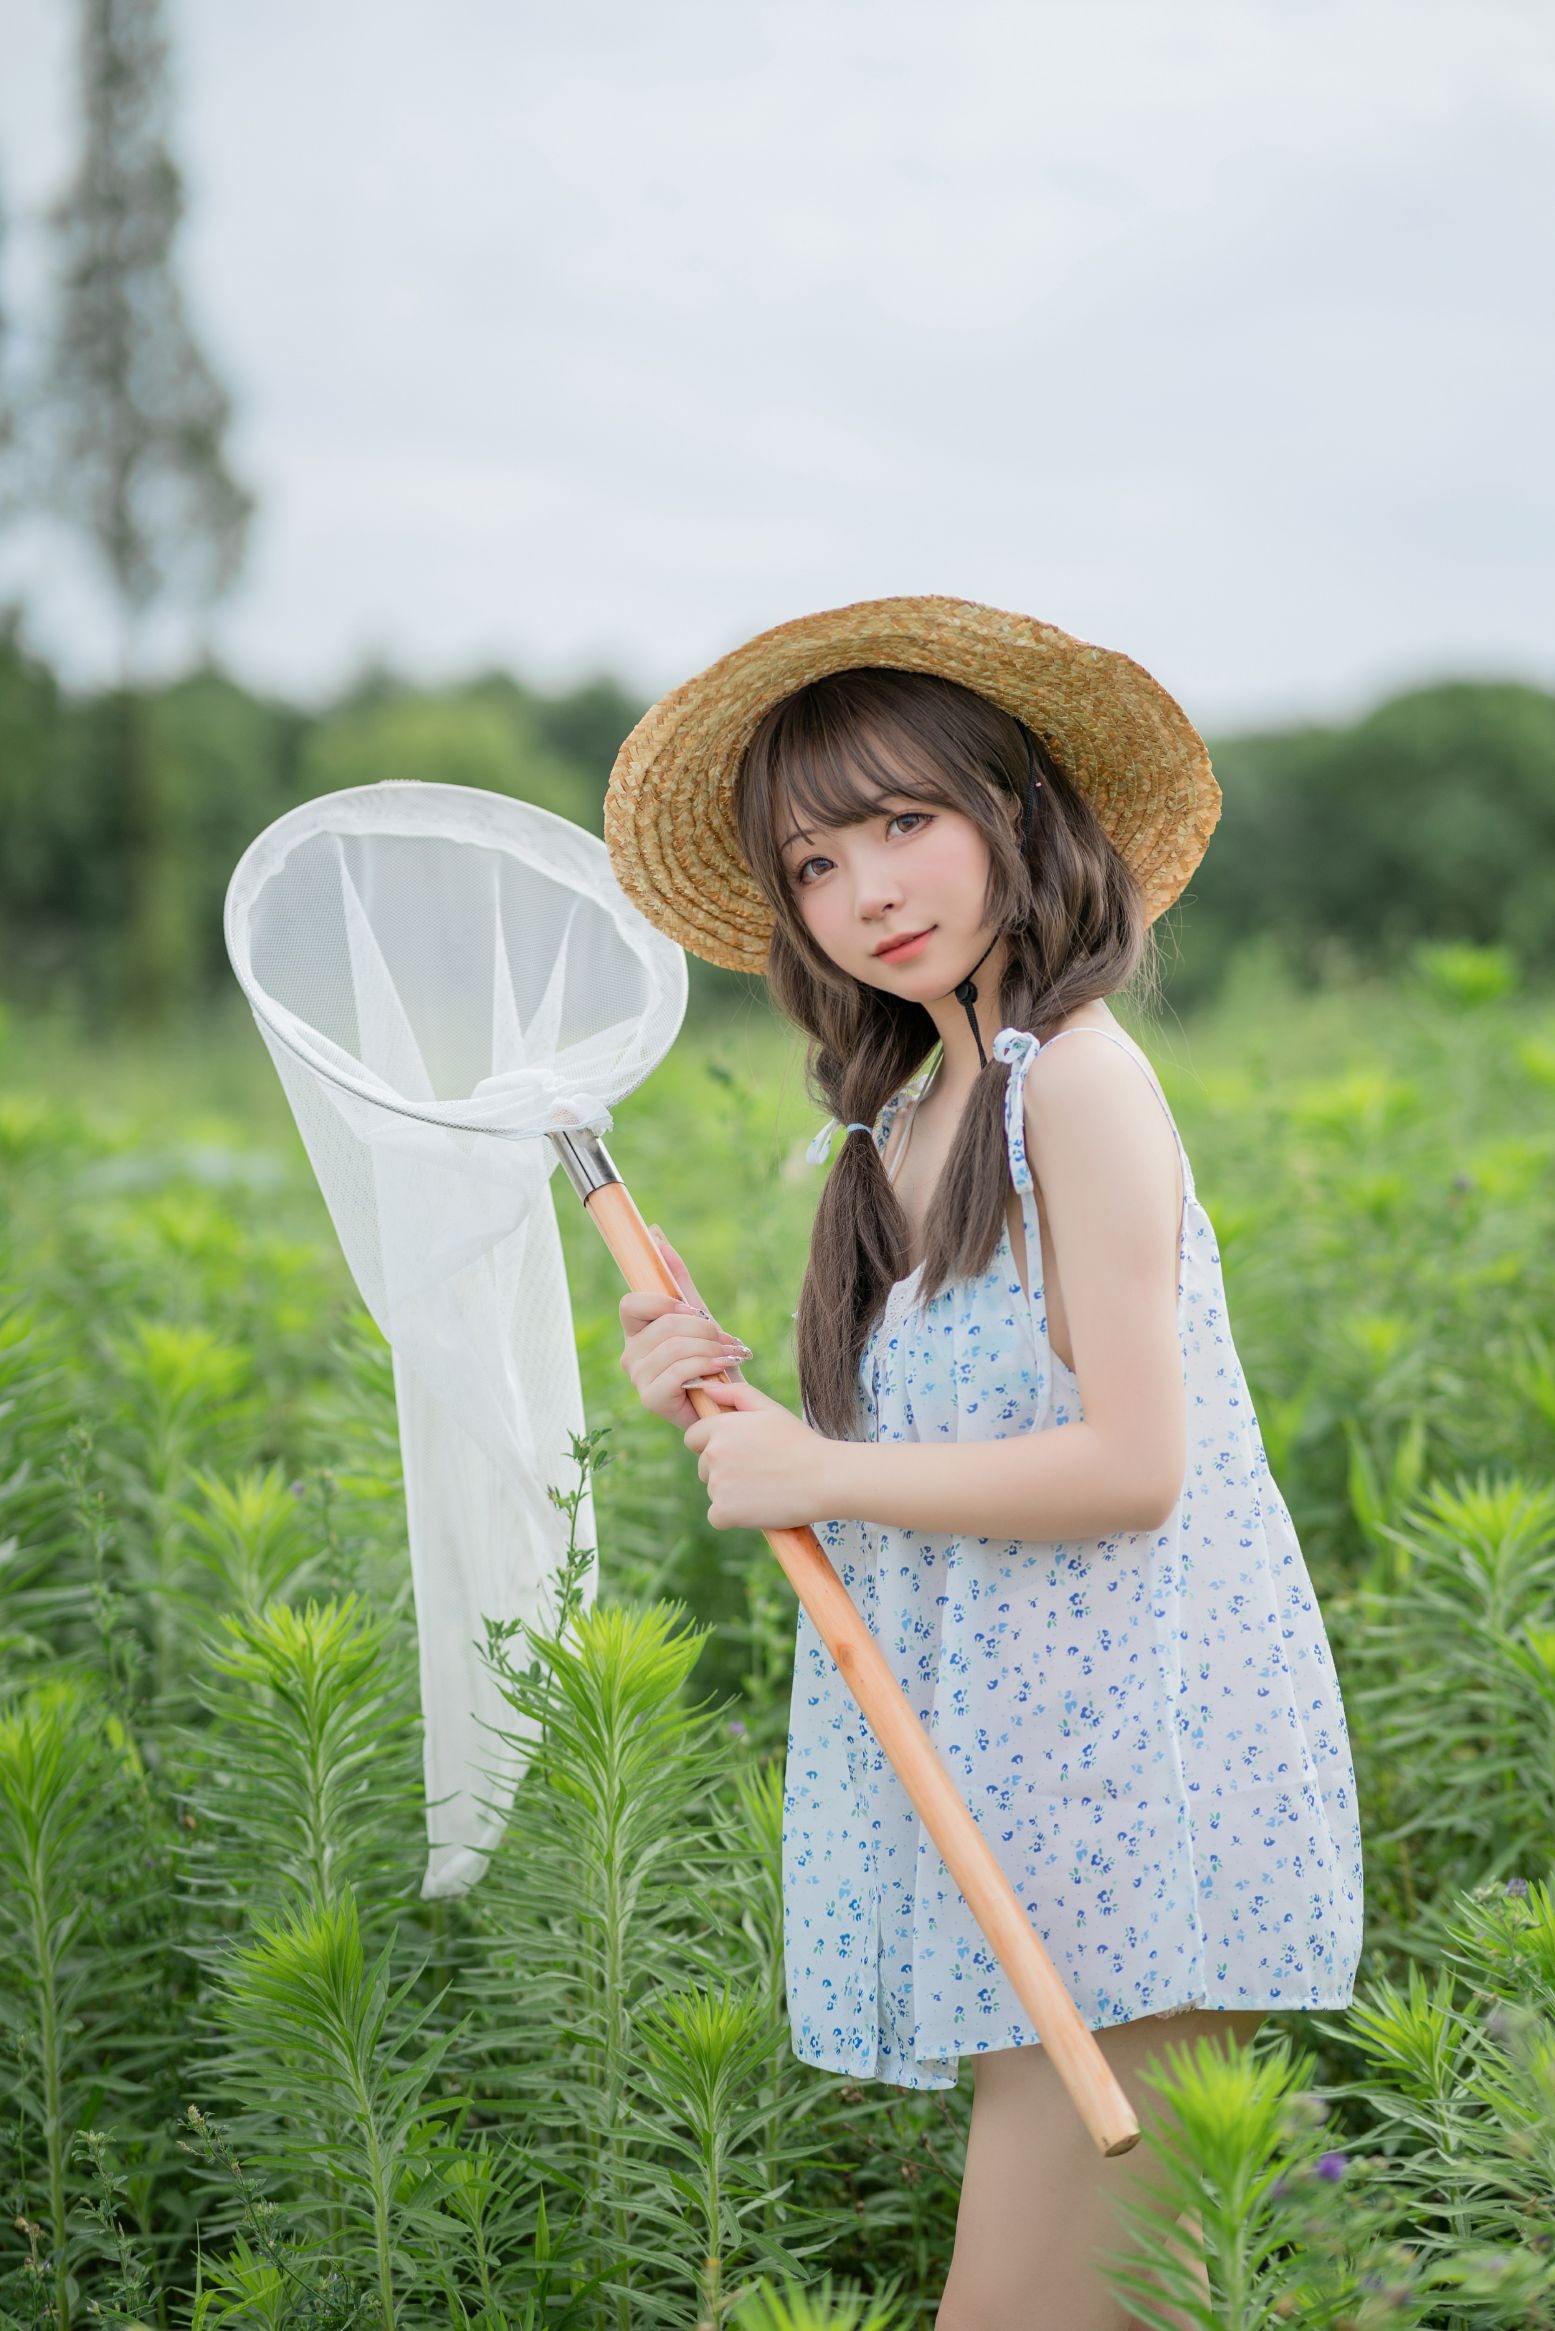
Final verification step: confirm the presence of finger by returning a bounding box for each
[623,1304,724,1358]
[634,1336,746,1401]
[690,1377,763,1409]
[678,1367,755,1408]
[635,1318,749,1366]
[648,1226,711,1313]
[650,1364,731,1417]
[625,1336,732,1405]
[620,1290,701,1330]
[622,1339,734,1424]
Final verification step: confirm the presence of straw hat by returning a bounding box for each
[603,593,1221,973]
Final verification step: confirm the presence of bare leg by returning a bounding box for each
[934,2008,1266,2331]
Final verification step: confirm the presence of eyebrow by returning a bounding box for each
[778,793,914,858]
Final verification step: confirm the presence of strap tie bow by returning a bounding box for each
[991,1026,1040,1071]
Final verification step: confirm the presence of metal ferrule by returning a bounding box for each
[548,1123,622,1202]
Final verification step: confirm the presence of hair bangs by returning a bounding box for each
[766,694,960,854]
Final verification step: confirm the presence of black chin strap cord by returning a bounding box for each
[952,934,1001,1070]
[951,728,1044,1070]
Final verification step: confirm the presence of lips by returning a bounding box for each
[873,928,934,964]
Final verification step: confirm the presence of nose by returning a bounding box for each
[852,846,904,924]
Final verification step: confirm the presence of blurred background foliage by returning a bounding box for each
[3,606,1555,1039]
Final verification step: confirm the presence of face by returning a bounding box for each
[777,790,997,999]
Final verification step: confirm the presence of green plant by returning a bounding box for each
[0,1683,153,2331]
[730,2272,910,2330]
[629,1977,827,2323]
[178,1594,421,1931]
[1413,941,1519,1009]
[1103,2029,1420,2330]
[1309,1881,1555,2318]
[207,1892,460,2331]
[1350,1472,1555,1894]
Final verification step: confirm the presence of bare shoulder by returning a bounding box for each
[1020,1024,1182,1216]
[1022,1018,1168,1115]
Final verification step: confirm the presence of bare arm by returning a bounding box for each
[814,1039,1188,1540]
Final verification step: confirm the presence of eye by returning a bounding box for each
[797,811,932,881]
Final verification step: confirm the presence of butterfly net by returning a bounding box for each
[223,779,688,1897]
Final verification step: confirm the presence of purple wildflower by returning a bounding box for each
[727,1718,748,1738]
[1505,1876,1530,1899]
[1315,2151,1347,2182]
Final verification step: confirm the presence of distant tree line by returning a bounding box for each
[0,620,652,1023]
[2,613,1552,1028]
[1179,675,1555,998]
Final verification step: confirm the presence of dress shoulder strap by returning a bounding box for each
[991,1024,1196,1202]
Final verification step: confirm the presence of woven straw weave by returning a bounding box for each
[604,594,1221,973]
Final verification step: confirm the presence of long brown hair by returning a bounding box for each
[733,667,1162,1440]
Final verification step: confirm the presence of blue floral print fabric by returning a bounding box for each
[783,1024,1365,2090]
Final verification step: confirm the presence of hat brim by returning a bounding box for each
[604,594,1221,973]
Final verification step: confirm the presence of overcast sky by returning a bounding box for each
[1,0,1551,731]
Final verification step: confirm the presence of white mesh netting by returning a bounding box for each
[223,780,688,1896]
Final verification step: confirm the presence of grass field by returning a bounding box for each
[2,940,1553,2327]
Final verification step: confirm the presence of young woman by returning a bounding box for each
[605,598,1364,2330]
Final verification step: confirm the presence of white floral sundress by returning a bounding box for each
[783,1023,1365,2090]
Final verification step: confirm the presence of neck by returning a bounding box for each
[920,935,1010,1088]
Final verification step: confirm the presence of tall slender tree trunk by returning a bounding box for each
[114,617,165,1023]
